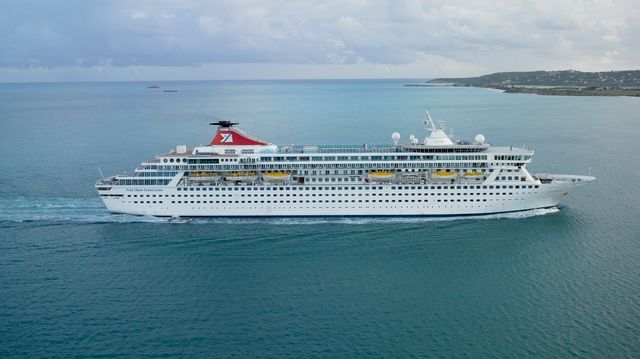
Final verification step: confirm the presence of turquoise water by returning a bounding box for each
[1,80,639,357]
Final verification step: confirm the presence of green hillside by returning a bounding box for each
[427,70,640,96]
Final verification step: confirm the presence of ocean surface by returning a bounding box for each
[1,80,639,357]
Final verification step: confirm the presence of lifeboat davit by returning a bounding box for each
[368,170,396,182]
[263,172,291,182]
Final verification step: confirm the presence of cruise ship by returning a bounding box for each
[96,111,595,217]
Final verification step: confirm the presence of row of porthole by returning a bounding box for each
[129,192,529,198]
[163,158,187,163]
[176,184,539,191]
[167,200,433,204]
[128,198,523,205]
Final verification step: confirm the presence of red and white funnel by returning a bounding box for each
[192,120,277,155]
[208,121,270,146]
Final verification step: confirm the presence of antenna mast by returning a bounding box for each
[422,108,437,131]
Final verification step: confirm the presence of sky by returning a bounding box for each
[0,0,638,82]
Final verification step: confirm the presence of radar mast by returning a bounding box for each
[421,108,436,131]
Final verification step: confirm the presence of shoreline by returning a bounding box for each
[420,83,640,97]
[426,70,640,97]
[498,86,640,97]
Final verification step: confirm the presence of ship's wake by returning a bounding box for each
[0,197,560,225]
[0,197,165,224]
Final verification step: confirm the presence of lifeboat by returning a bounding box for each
[263,171,291,182]
[368,170,396,182]
[189,171,221,182]
[464,170,483,177]
[431,170,458,180]
[225,171,258,182]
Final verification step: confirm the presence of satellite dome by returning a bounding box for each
[391,132,400,144]
[475,134,485,144]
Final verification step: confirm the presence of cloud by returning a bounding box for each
[0,0,637,81]
[197,16,223,36]
[129,10,148,20]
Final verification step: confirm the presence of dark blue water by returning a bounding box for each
[1,80,639,357]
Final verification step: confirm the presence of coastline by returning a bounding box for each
[419,83,640,97]
[495,85,639,97]
[425,70,640,97]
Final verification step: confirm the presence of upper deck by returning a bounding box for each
[161,142,494,157]
[150,114,533,165]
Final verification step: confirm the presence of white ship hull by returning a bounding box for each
[97,116,596,218]
[99,175,594,217]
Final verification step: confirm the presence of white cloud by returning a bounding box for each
[129,10,148,19]
[197,16,222,36]
[0,0,637,81]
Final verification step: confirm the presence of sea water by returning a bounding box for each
[1,80,639,357]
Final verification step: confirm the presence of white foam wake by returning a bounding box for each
[0,197,165,224]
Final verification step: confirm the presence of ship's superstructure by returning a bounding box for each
[96,112,595,217]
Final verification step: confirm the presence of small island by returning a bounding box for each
[426,70,640,97]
